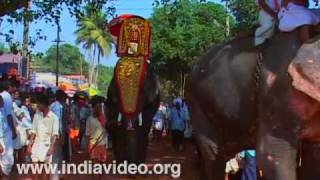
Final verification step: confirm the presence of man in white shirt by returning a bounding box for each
[0,80,16,176]
[0,95,12,176]
[28,94,59,163]
[0,81,17,138]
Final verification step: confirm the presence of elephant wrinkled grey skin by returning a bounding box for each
[106,65,160,164]
[188,31,320,180]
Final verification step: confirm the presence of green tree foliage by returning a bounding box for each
[226,0,259,31]
[150,0,234,97]
[3,0,116,24]
[96,65,114,96]
[34,43,113,95]
[38,43,89,74]
[151,0,231,77]
[1,1,116,55]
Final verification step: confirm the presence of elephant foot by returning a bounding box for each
[300,121,320,143]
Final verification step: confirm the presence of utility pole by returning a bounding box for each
[22,1,30,79]
[53,22,63,87]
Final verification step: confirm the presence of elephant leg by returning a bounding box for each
[114,120,152,163]
[112,124,148,163]
[188,96,225,180]
[113,126,128,162]
[257,134,298,180]
[195,134,225,180]
[127,130,138,163]
[136,126,149,163]
[135,97,159,163]
[300,142,320,180]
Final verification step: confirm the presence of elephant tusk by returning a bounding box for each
[138,113,143,126]
[117,113,122,123]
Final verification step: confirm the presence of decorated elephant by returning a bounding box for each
[187,31,320,180]
[106,64,160,163]
[105,15,160,163]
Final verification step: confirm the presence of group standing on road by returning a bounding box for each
[0,73,195,179]
[0,75,109,179]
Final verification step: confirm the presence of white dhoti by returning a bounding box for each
[278,3,320,32]
[255,10,276,46]
[14,125,29,150]
[225,158,240,174]
[31,141,51,163]
[0,131,14,176]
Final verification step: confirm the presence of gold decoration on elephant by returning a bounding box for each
[118,17,151,58]
[115,57,146,115]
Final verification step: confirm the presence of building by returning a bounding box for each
[0,53,22,77]
[64,74,87,85]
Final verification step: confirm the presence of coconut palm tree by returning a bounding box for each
[75,16,97,86]
[75,5,112,87]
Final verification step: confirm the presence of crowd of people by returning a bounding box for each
[0,75,109,179]
[0,76,266,180]
[0,73,193,178]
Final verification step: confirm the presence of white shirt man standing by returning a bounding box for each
[0,80,17,176]
[28,94,59,163]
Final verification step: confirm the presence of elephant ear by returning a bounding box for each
[288,36,320,103]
